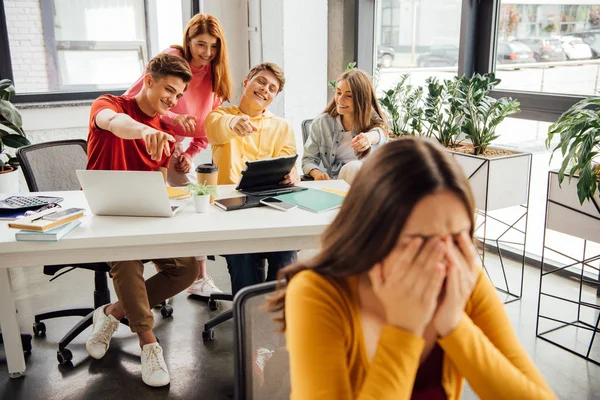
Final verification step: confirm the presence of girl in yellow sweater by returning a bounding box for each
[268,137,556,399]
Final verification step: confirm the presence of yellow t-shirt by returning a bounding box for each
[205,105,297,185]
[285,269,556,400]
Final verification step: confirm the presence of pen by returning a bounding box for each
[31,211,57,222]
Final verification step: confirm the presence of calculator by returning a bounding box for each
[0,196,64,211]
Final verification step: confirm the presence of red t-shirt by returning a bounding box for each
[87,95,175,171]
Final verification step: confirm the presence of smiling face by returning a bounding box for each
[241,70,280,111]
[144,74,186,115]
[188,33,219,68]
[335,79,354,117]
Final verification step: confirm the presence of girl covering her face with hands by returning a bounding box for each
[269,137,555,400]
[302,69,388,184]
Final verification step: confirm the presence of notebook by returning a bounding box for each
[166,186,191,200]
[8,208,85,232]
[15,220,82,242]
[275,188,345,213]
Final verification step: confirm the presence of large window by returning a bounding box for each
[1,0,184,101]
[495,1,600,96]
[375,0,463,93]
[367,0,600,264]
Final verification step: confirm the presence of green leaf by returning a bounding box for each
[2,134,30,148]
[0,79,15,101]
[0,121,22,136]
[0,99,23,129]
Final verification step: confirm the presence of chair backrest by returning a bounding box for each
[301,119,313,145]
[17,139,88,192]
[233,281,289,400]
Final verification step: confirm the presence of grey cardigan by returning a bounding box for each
[302,113,387,178]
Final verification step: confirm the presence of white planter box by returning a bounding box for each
[0,168,20,194]
[546,171,600,243]
[448,147,532,211]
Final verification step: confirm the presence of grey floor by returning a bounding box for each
[1,254,600,400]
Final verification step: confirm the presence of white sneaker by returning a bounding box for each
[253,347,275,386]
[86,304,120,360]
[187,276,223,297]
[141,342,170,387]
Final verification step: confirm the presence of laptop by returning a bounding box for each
[236,154,307,196]
[76,170,184,217]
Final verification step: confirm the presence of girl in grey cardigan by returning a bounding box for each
[302,69,388,183]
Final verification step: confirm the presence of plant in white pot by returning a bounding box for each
[186,181,217,213]
[544,97,600,244]
[0,79,31,193]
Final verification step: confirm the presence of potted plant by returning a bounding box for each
[378,74,425,138]
[0,79,30,193]
[186,181,218,213]
[424,76,462,148]
[544,97,600,244]
[438,73,530,212]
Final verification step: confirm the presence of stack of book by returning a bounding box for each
[9,208,85,242]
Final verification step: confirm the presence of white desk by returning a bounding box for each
[0,180,348,377]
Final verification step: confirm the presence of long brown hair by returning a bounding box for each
[267,137,475,330]
[171,13,232,102]
[324,69,388,159]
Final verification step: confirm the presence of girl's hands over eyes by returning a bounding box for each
[369,237,447,337]
[433,232,480,337]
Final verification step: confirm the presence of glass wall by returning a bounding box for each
[496,1,600,96]
[375,0,463,93]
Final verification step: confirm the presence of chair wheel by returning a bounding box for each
[202,329,215,341]
[57,349,73,365]
[208,299,218,311]
[33,322,46,337]
[160,304,173,318]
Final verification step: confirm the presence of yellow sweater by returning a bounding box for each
[205,105,297,184]
[285,270,556,400]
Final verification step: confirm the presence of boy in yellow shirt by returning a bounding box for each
[205,62,298,295]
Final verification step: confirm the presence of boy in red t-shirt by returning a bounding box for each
[85,53,199,388]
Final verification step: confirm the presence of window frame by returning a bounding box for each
[359,0,594,122]
[0,0,198,104]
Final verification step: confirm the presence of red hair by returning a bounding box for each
[171,13,232,102]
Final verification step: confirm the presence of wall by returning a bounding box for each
[259,0,329,154]
[4,0,50,93]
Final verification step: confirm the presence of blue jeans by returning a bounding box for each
[224,251,297,295]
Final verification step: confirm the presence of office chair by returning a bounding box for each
[17,139,173,364]
[233,281,289,400]
[202,259,266,341]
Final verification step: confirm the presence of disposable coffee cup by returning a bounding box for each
[196,164,218,202]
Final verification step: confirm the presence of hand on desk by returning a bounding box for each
[280,168,300,185]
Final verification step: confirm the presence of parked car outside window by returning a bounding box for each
[519,38,567,62]
[496,41,537,64]
[416,45,459,67]
[558,36,593,60]
[377,45,395,68]
[570,30,600,58]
